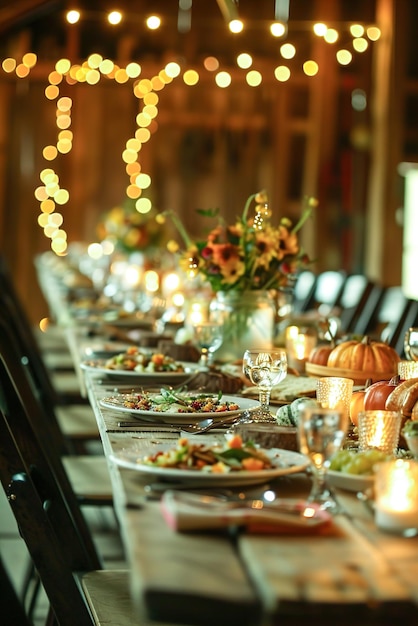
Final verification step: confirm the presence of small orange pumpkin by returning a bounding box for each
[349,390,366,427]
[327,336,400,372]
[308,344,334,366]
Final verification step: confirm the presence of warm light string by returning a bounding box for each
[0,18,381,254]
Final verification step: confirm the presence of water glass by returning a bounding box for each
[298,405,348,513]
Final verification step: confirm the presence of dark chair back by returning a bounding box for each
[355,286,414,353]
[306,270,346,316]
[338,274,375,334]
[292,270,317,313]
[389,298,418,357]
[0,554,32,626]
[0,317,103,625]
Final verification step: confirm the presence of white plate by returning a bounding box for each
[328,470,374,493]
[110,442,309,486]
[80,359,197,382]
[100,394,259,423]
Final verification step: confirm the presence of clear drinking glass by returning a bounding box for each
[192,322,223,370]
[298,405,348,513]
[242,349,287,423]
[404,327,418,361]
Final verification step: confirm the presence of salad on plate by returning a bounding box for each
[143,434,272,474]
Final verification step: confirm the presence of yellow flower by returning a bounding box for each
[162,191,314,292]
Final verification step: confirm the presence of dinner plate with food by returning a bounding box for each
[100,389,259,423]
[109,434,310,486]
[81,347,197,382]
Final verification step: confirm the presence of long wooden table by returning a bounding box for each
[34,255,418,625]
[80,371,418,626]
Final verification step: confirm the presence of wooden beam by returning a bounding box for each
[0,0,62,33]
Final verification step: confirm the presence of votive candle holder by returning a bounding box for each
[316,376,354,420]
[398,360,418,380]
[358,410,402,454]
[374,459,418,535]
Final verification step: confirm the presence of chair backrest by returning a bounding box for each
[389,298,418,357]
[0,255,65,402]
[371,286,410,344]
[0,315,101,625]
[292,270,317,313]
[338,274,375,334]
[0,257,74,455]
[0,554,32,626]
[349,283,384,336]
[308,270,346,315]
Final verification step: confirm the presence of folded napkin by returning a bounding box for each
[160,490,332,535]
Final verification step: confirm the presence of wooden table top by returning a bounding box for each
[82,372,418,626]
[35,256,418,625]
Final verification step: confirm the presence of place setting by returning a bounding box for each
[108,432,311,487]
[80,344,200,385]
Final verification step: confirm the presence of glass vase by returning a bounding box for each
[210,290,276,363]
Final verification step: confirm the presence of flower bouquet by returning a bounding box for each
[161,190,315,293]
[97,200,165,255]
[160,192,316,362]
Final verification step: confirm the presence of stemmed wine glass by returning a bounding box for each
[404,327,418,361]
[192,322,223,370]
[242,349,287,423]
[297,405,348,513]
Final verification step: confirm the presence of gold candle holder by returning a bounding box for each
[398,360,418,380]
[316,376,354,419]
[357,410,402,454]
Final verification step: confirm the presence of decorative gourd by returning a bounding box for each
[308,344,334,366]
[363,376,400,411]
[327,336,400,372]
[276,397,318,427]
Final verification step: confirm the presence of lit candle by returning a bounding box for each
[285,325,317,373]
[357,410,402,454]
[316,376,354,420]
[374,459,418,534]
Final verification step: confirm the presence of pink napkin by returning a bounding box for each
[160,490,333,535]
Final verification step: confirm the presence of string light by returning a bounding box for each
[146,15,161,30]
[107,11,122,25]
[0,11,381,255]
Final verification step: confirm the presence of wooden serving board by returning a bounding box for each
[305,362,396,385]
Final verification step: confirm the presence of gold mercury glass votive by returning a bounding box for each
[374,459,418,535]
[357,410,402,454]
[398,360,418,380]
[316,376,354,420]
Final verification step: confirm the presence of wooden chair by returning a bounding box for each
[358,286,412,351]
[304,270,346,316]
[0,311,112,505]
[389,297,418,357]
[337,274,375,334]
[292,270,317,313]
[0,352,140,626]
[349,283,384,336]
[0,554,32,626]
[0,255,100,448]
